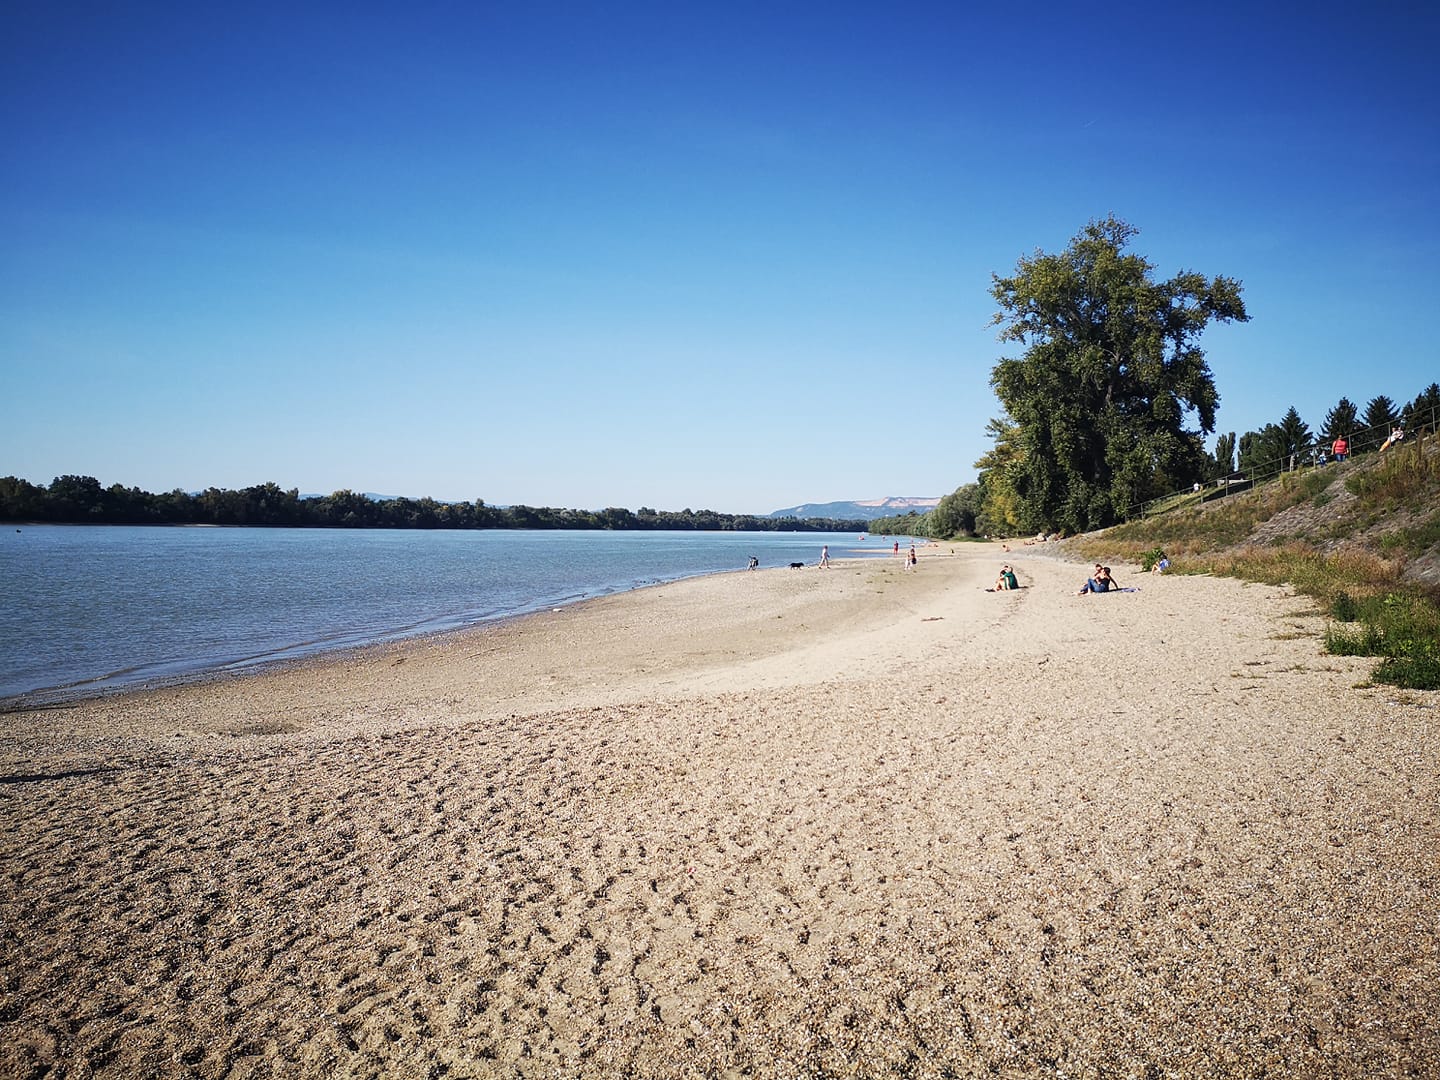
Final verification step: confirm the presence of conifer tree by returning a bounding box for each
[1321,397,1358,440]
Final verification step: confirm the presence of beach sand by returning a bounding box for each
[1,545,1436,1078]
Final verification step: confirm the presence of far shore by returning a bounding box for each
[1,542,1435,1078]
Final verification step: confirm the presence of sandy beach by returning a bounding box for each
[1,543,1436,1079]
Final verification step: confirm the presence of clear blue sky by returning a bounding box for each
[3,2,1436,514]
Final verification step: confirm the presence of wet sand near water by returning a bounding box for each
[1,544,1436,1078]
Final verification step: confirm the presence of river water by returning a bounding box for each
[0,526,899,702]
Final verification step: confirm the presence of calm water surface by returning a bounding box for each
[0,526,897,702]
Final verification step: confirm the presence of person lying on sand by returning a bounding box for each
[1078,565,1119,595]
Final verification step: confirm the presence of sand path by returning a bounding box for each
[1,544,1436,1078]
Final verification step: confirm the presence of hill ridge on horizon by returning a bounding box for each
[766,496,940,521]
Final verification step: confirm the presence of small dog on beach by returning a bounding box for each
[789,562,805,569]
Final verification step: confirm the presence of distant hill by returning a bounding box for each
[766,497,940,522]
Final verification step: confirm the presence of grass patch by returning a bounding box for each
[1320,591,1440,688]
[1378,509,1440,558]
[1373,652,1440,689]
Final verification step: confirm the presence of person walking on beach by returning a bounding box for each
[818,545,831,569]
[907,546,918,570]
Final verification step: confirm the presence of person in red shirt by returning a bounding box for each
[1332,435,1349,462]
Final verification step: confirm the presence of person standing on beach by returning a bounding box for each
[819,545,831,569]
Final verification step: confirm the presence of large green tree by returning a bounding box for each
[986,216,1248,533]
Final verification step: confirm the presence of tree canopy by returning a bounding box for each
[0,477,865,533]
[983,216,1248,534]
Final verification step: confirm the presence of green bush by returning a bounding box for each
[1324,591,1440,688]
[1325,623,1384,656]
[1139,546,1168,572]
[1373,647,1440,690]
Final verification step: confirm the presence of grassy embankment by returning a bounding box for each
[1069,436,1440,689]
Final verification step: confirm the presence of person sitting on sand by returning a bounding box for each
[995,564,1018,590]
[1077,565,1119,594]
[1151,557,1169,575]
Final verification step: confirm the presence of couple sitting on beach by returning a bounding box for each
[994,564,1019,591]
[1077,564,1119,595]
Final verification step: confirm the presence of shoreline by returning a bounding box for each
[1,546,903,711]
[2,543,1436,1077]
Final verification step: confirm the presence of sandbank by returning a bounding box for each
[1,544,1436,1078]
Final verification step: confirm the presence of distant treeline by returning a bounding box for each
[0,475,866,533]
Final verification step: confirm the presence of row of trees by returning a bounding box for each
[870,484,983,539]
[0,476,865,533]
[1215,385,1440,479]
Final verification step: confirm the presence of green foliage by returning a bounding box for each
[0,475,867,534]
[1321,397,1358,440]
[1330,591,1359,622]
[1238,424,1285,477]
[1357,395,1401,453]
[1372,651,1440,690]
[1277,406,1311,460]
[1324,622,1384,655]
[1138,546,1168,572]
[1212,432,1236,478]
[1378,511,1440,558]
[1363,394,1400,430]
[1324,592,1440,690]
[928,483,983,538]
[1236,406,1317,480]
[972,417,1030,536]
[985,216,1248,534]
[1405,383,1440,434]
